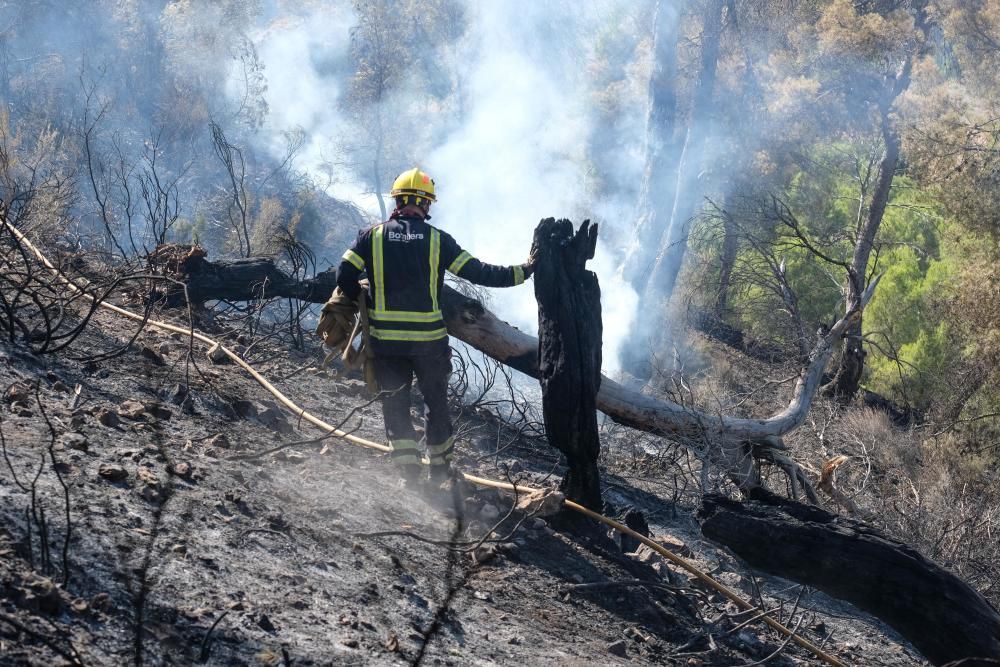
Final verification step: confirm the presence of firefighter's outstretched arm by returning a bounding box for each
[441,232,534,288]
[336,231,369,300]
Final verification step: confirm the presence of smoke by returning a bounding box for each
[252,1,647,372]
[253,5,376,209]
[425,2,639,372]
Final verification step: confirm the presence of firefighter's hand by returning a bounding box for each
[523,247,539,278]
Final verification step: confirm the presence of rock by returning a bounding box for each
[207,343,228,364]
[256,402,291,433]
[70,597,89,614]
[136,466,159,485]
[171,543,187,555]
[479,503,501,521]
[158,341,174,356]
[626,534,691,561]
[52,380,70,393]
[515,488,565,517]
[257,614,276,632]
[140,345,166,366]
[21,575,63,615]
[655,533,692,558]
[471,545,498,565]
[137,466,162,503]
[96,408,121,428]
[341,638,359,648]
[3,383,31,404]
[118,400,146,420]
[607,639,628,658]
[169,461,192,478]
[98,463,128,482]
[60,432,89,452]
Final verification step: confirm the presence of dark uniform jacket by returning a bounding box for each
[336,213,525,356]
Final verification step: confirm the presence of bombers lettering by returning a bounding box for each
[387,230,424,242]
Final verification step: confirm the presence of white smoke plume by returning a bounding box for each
[254,1,646,372]
[426,2,639,372]
[253,4,377,209]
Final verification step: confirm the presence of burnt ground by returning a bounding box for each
[0,304,928,666]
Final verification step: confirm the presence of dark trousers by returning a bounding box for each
[373,349,454,468]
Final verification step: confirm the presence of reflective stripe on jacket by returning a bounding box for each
[336,214,525,355]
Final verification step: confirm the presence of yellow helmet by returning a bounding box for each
[390,167,436,207]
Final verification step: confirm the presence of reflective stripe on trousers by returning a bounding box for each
[374,349,453,467]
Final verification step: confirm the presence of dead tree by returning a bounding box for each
[149,244,878,500]
[532,218,603,509]
[699,493,1000,666]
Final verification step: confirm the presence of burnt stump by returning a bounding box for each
[533,218,603,510]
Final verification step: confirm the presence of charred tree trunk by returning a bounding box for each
[532,219,603,510]
[699,493,1000,666]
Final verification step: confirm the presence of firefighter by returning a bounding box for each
[336,167,535,488]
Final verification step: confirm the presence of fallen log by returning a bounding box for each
[699,493,1000,666]
[151,246,878,496]
[533,219,603,509]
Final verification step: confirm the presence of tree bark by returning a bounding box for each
[699,492,1000,666]
[532,218,603,510]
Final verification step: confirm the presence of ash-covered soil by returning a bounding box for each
[0,306,927,666]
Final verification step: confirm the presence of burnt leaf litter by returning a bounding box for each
[0,307,925,666]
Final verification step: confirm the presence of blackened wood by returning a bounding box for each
[532,218,603,510]
[699,493,1000,666]
[148,247,339,306]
